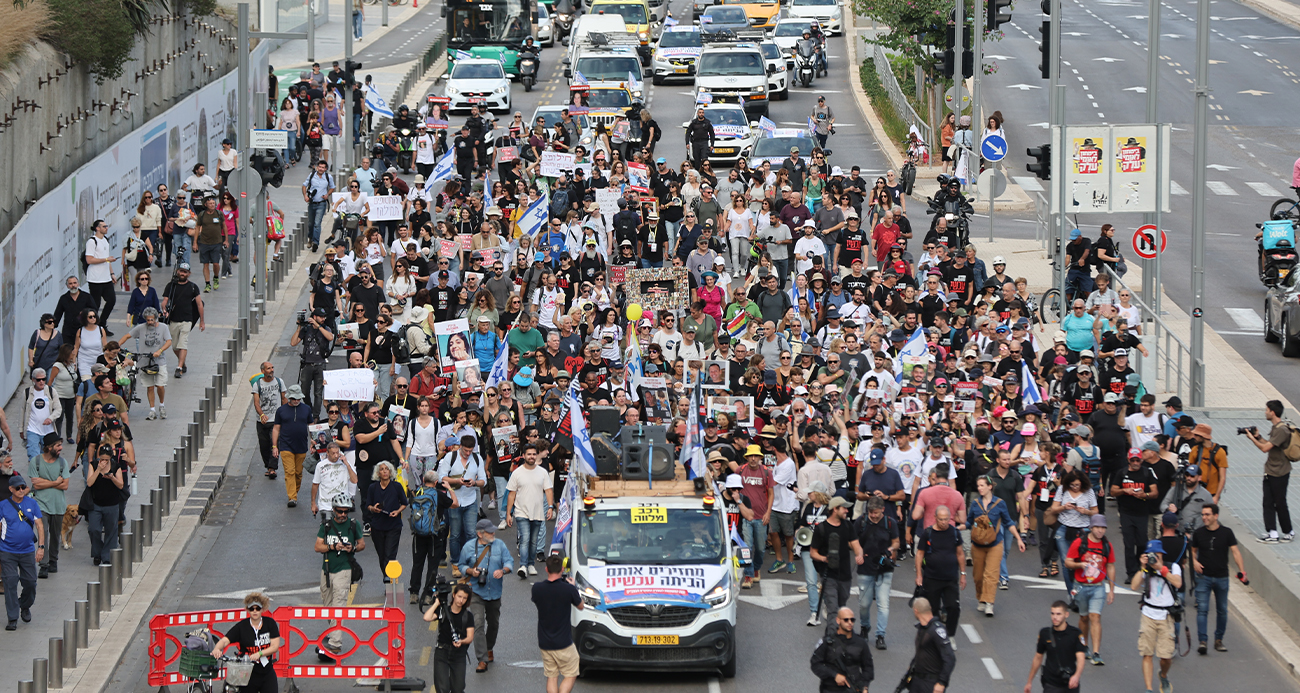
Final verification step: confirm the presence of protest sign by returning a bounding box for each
[368,195,404,221]
[323,368,376,402]
[541,151,577,177]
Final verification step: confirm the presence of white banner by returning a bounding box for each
[586,564,728,605]
[367,195,404,221]
[322,368,376,401]
[540,151,576,177]
[0,43,269,408]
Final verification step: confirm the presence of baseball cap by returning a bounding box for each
[1162,512,1180,527]
[1127,448,1142,459]
[870,448,886,465]
[9,474,26,488]
[1103,392,1120,403]
[1141,440,1162,452]
[1114,348,1129,357]
[177,262,191,271]
[1090,514,1108,528]
[475,519,497,533]
[828,497,851,510]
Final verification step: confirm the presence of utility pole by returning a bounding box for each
[1140,0,1161,384]
[973,0,984,193]
[343,10,355,180]
[1189,0,1210,406]
[1049,0,1065,301]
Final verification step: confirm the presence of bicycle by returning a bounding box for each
[1038,260,1088,325]
[180,651,246,693]
[1268,186,1300,222]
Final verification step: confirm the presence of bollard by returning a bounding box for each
[161,474,174,504]
[119,534,134,578]
[132,516,149,551]
[239,317,250,350]
[73,605,88,647]
[187,423,200,457]
[34,657,48,693]
[18,679,34,693]
[202,391,213,423]
[192,410,204,444]
[108,550,124,595]
[250,302,261,334]
[180,440,192,472]
[172,454,186,489]
[86,585,101,629]
[63,620,78,662]
[97,566,112,610]
[49,639,64,688]
[151,488,167,520]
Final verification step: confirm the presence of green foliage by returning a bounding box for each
[173,0,217,16]
[859,58,909,155]
[853,0,969,64]
[46,0,136,82]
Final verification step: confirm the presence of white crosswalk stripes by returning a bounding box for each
[1207,181,1238,196]
[1224,307,1266,333]
[1247,181,1284,197]
[982,658,1005,680]
[1171,180,1190,195]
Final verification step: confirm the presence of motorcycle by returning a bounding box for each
[1257,218,1298,286]
[519,52,539,92]
[794,41,817,88]
[925,175,974,249]
[395,126,416,173]
[554,0,577,38]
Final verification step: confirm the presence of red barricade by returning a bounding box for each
[147,606,406,687]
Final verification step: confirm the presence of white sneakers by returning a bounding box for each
[160,403,167,419]
[146,409,157,420]
[498,519,507,530]
[985,603,994,617]
[977,602,986,613]
[517,566,528,579]
[806,615,820,627]
[528,565,538,576]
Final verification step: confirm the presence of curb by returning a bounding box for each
[278,4,433,70]
[1219,511,1300,683]
[55,227,317,693]
[843,16,1037,213]
[1238,0,1300,31]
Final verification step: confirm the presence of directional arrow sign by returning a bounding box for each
[1093,57,1125,62]
[1206,164,1240,171]
[1007,84,1043,91]
[737,578,810,610]
[1011,574,1138,596]
[1238,89,1272,96]
[1123,86,1148,93]
[197,585,326,600]
[981,134,1008,162]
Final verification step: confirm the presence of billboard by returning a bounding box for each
[1050,123,1171,215]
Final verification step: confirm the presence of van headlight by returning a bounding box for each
[639,30,650,40]
[755,85,766,93]
[703,575,730,607]
[575,572,604,607]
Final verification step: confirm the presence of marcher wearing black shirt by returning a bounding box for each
[1027,604,1087,693]
[810,499,863,619]
[212,596,281,693]
[423,583,475,693]
[915,516,964,635]
[1111,456,1158,579]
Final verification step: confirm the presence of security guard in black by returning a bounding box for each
[908,609,956,693]
[810,608,874,693]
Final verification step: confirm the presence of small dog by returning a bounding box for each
[60,506,82,550]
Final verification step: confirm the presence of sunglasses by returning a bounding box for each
[246,605,263,612]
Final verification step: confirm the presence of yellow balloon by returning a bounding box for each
[385,560,404,579]
[626,303,643,322]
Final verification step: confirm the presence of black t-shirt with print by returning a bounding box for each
[224,617,281,664]
[811,519,858,581]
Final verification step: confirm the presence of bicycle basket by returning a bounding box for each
[178,648,222,680]
[224,659,255,687]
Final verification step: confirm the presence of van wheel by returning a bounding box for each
[720,652,736,678]
[652,75,664,85]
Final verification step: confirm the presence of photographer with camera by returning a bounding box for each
[1023,600,1086,693]
[811,497,865,627]
[422,581,475,693]
[810,607,874,693]
[1130,541,1183,693]
[290,307,335,417]
[457,519,513,673]
[314,493,365,657]
[1244,400,1296,543]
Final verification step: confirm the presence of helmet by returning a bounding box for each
[525,36,535,43]
[330,493,354,510]
[398,104,410,114]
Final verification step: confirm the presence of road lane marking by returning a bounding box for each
[1247,181,1283,197]
[709,678,722,693]
[1225,308,1265,330]
[961,623,983,644]
[419,646,431,666]
[982,658,1005,680]
[1171,180,1190,195]
[1207,181,1238,196]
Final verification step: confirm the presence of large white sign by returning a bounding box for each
[1050,123,1171,215]
[586,564,729,605]
[540,151,576,177]
[322,368,377,402]
[250,129,289,149]
[367,195,404,221]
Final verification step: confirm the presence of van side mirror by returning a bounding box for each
[766,64,776,74]
[440,5,447,16]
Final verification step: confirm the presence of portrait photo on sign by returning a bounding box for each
[436,318,472,376]
[623,266,690,311]
[309,423,335,454]
[456,359,484,393]
[642,387,672,422]
[701,360,730,390]
[707,395,754,429]
[387,405,410,441]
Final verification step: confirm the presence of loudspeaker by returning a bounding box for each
[591,433,621,476]
[589,407,621,436]
[620,425,675,480]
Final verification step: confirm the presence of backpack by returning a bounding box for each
[1283,422,1300,462]
[1076,444,1102,490]
[970,497,1004,547]
[549,189,569,219]
[409,487,442,536]
[393,333,412,364]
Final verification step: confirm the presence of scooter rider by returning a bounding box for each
[392,104,420,134]
[799,29,825,77]
[519,36,541,74]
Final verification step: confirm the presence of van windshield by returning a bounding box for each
[698,52,765,76]
[576,56,643,81]
[578,507,725,565]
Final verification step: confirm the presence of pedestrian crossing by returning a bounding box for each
[1164,180,1289,197]
[1223,307,1266,336]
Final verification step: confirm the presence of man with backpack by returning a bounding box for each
[1130,540,1183,693]
[854,497,898,650]
[409,471,458,605]
[1110,448,1159,582]
[1244,400,1296,543]
[1062,514,1115,666]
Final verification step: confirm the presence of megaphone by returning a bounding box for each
[795,527,814,547]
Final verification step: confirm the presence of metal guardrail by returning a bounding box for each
[1104,265,1202,402]
[872,45,933,155]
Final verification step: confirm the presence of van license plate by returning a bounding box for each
[635,635,679,645]
[675,68,689,74]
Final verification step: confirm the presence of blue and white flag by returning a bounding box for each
[567,387,598,478]
[663,15,678,28]
[806,115,817,138]
[483,332,512,393]
[573,70,589,86]
[757,115,776,137]
[682,379,707,479]
[517,195,549,238]
[423,148,458,192]
[627,70,642,92]
[624,328,644,402]
[893,326,928,382]
[696,91,713,104]
[551,468,580,547]
[1020,359,1044,405]
[455,49,472,61]
[362,83,393,119]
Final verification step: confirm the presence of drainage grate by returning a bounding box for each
[203,474,248,526]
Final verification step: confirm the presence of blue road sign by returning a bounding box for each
[981,134,1008,162]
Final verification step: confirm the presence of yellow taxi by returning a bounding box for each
[721,0,779,31]
[589,0,657,63]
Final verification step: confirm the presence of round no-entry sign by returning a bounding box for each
[1131,224,1167,260]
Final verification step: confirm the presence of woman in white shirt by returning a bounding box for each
[217,139,239,190]
[84,219,117,331]
[277,97,302,165]
[682,169,702,212]
[725,195,755,272]
[1115,287,1141,334]
[386,259,419,324]
[403,397,442,486]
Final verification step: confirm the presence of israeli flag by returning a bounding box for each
[517,195,549,238]
[455,49,472,61]
[551,468,580,547]
[567,388,599,477]
[1021,359,1044,405]
[664,15,678,28]
[627,70,642,92]
[362,83,393,119]
[624,328,644,402]
[483,333,512,393]
[573,70,589,86]
[806,115,816,138]
[683,380,707,479]
[424,148,458,192]
[893,326,929,382]
[757,115,776,137]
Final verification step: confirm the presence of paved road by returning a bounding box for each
[101,6,1295,690]
[985,0,1300,403]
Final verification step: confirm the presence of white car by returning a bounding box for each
[444,59,512,114]
[651,25,703,84]
[787,0,842,35]
[746,129,815,169]
[757,40,788,100]
[537,3,555,47]
[529,105,599,150]
[681,104,757,163]
[771,18,816,65]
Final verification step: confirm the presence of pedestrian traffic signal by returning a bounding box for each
[941,49,955,79]
[1038,20,1051,79]
[962,50,974,79]
[988,0,1013,31]
[345,59,362,88]
[1026,144,1051,180]
[251,149,285,188]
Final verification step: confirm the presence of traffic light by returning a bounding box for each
[987,0,1013,31]
[1038,20,1051,79]
[1026,144,1051,180]
[962,50,974,79]
[251,149,285,189]
[345,59,362,88]
[941,49,955,79]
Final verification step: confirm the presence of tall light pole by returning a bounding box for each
[1139,0,1161,383]
[1189,0,1210,406]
